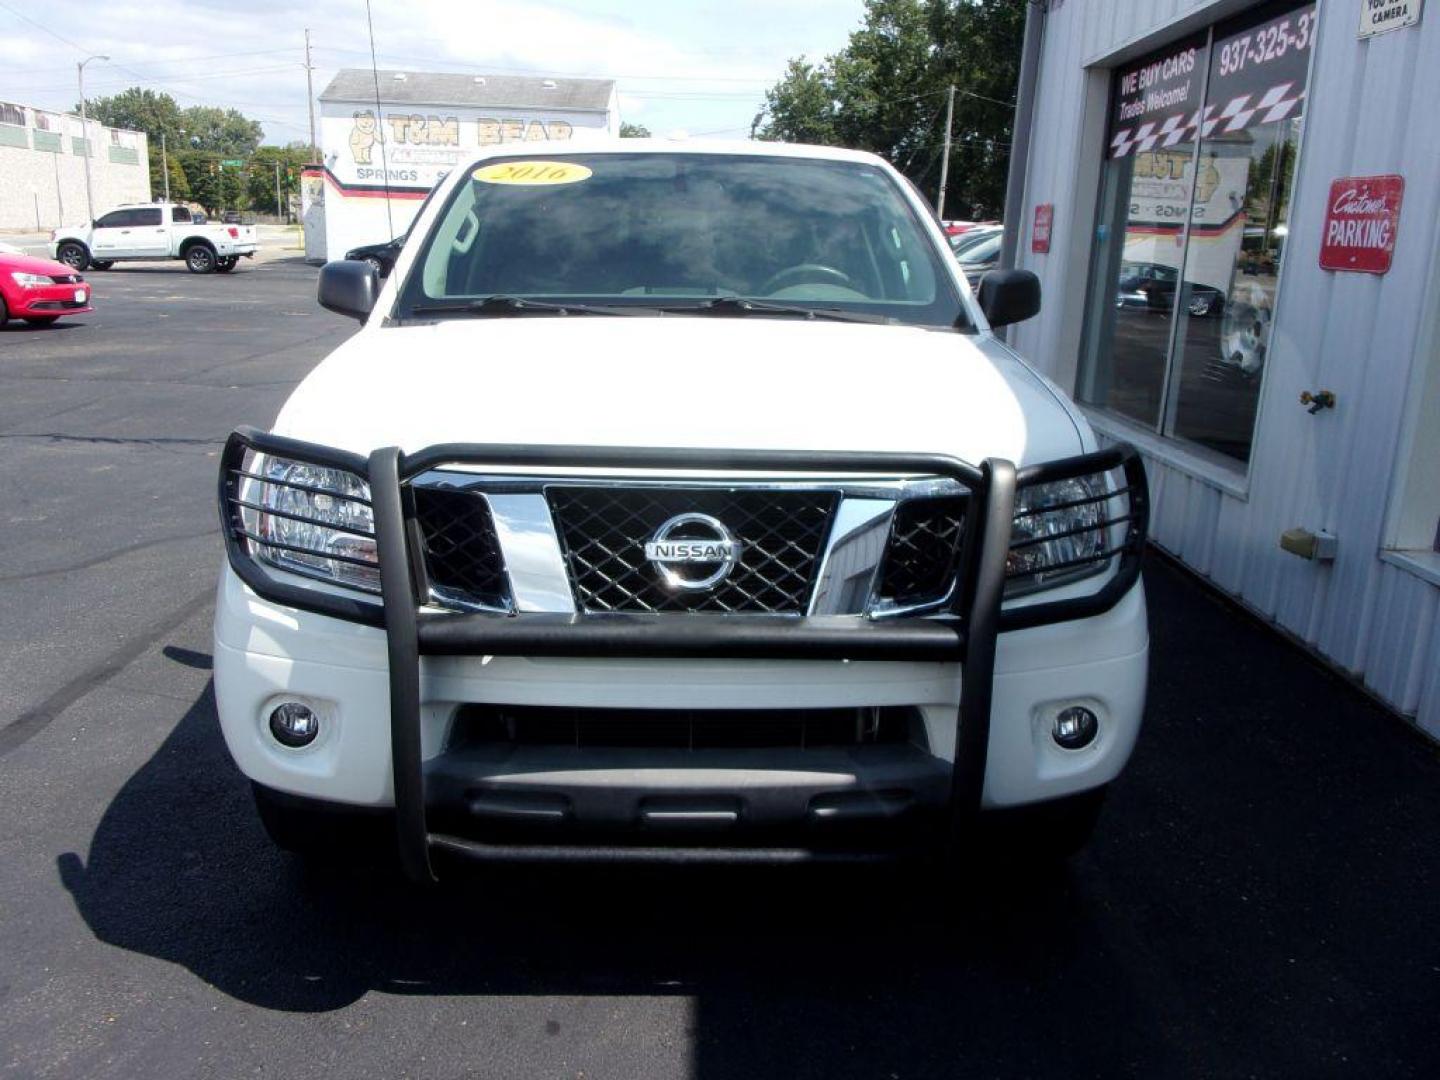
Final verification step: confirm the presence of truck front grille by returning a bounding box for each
[877,496,967,607]
[547,487,837,614]
[413,487,510,611]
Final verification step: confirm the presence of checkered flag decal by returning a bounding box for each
[1109,81,1305,158]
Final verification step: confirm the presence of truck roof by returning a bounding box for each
[466,138,889,169]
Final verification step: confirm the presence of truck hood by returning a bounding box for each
[273,317,1086,468]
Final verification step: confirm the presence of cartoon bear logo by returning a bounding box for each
[1194,156,1221,206]
[350,110,377,165]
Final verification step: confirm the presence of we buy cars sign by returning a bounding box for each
[1320,175,1405,274]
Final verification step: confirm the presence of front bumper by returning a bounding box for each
[6,283,92,318]
[214,432,1150,879]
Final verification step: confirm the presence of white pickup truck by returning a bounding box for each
[215,142,1151,882]
[51,202,258,274]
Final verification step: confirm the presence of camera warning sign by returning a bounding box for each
[1357,0,1423,38]
[1319,175,1405,274]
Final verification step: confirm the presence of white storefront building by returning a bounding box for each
[1006,0,1438,736]
[306,70,619,262]
[0,100,149,231]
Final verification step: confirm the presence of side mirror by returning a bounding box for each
[318,260,379,323]
[977,269,1041,328]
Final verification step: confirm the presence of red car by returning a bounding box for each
[0,251,93,328]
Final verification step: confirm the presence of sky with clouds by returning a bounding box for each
[0,0,865,145]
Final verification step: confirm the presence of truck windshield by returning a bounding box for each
[396,152,968,329]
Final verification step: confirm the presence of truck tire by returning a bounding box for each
[251,782,392,864]
[184,243,217,274]
[56,242,89,272]
[89,260,114,271]
[215,256,238,272]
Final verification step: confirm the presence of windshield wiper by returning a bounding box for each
[409,295,656,318]
[663,296,893,324]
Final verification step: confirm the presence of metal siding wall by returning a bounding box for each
[1017,0,1440,730]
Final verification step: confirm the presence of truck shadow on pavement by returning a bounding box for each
[54,558,1440,1077]
[55,683,1136,1073]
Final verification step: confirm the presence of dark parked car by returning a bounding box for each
[344,235,404,278]
[948,225,1002,259]
[1115,261,1225,317]
[956,231,1002,287]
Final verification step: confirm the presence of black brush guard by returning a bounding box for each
[219,427,1149,880]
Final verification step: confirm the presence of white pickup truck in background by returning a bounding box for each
[50,202,259,274]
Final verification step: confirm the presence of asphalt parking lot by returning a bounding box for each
[1,257,1438,1079]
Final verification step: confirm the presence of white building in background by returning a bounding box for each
[305,69,619,262]
[0,100,149,230]
[1006,0,1439,736]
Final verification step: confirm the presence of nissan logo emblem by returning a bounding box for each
[643,513,742,592]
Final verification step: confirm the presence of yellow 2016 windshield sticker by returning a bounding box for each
[473,161,592,186]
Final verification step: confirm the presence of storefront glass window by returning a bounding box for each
[1078,2,1317,466]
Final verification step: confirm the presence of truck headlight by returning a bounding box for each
[10,272,50,288]
[236,452,380,593]
[1006,475,1112,595]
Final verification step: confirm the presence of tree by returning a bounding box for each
[619,121,651,138]
[176,152,246,214]
[77,87,183,141]
[179,106,264,158]
[78,87,270,199]
[245,145,309,215]
[77,88,187,198]
[160,153,190,201]
[759,60,839,145]
[758,0,1025,219]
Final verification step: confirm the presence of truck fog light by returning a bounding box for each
[268,702,319,747]
[1052,706,1098,750]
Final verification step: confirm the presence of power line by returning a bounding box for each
[20,64,299,95]
[901,97,949,172]
[0,47,298,77]
[0,0,92,55]
[688,125,755,137]
[311,45,775,84]
[958,88,1017,108]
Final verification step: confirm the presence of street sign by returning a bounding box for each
[221,159,245,168]
[1319,175,1404,274]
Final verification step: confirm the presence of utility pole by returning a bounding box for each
[161,131,169,202]
[274,160,283,222]
[936,83,956,220]
[77,55,109,223]
[304,29,318,163]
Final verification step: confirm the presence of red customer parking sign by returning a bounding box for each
[1319,175,1404,274]
[1032,204,1053,253]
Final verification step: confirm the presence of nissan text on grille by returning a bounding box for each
[215,140,1151,879]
